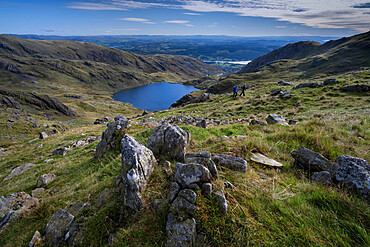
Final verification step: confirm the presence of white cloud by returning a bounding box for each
[110,28,140,31]
[183,12,203,15]
[164,20,190,24]
[120,18,149,22]
[179,0,370,32]
[186,24,194,27]
[66,2,127,10]
[275,26,287,28]
[143,21,156,24]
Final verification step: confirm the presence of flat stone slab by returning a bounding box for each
[250,153,283,167]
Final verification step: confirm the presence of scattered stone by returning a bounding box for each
[52,147,71,156]
[292,82,319,90]
[278,80,294,86]
[196,119,207,128]
[65,203,90,217]
[270,88,283,96]
[147,123,190,162]
[31,188,46,198]
[95,115,129,159]
[341,84,370,93]
[188,183,201,191]
[142,110,149,116]
[250,119,267,125]
[121,135,157,211]
[221,135,229,140]
[288,119,299,125]
[44,158,54,164]
[169,182,181,202]
[0,147,5,154]
[250,153,283,167]
[212,154,248,172]
[159,160,173,177]
[39,132,48,139]
[170,196,196,218]
[37,156,44,160]
[333,155,370,195]
[185,152,218,179]
[178,189,197,204]
[212,190,227,214]
[321,78,338,86]
[3,163,36,182]
[266,114,289,126]
[174,163,211,188]
[84,136,99,143]
[29,230,42,247]
[311,171,332,185]
[166,214,196,247]
[201,183,212,197]
[93,117,112,125]
[44,209,74,246]
[36,174,57,188]
[291,147,331,172]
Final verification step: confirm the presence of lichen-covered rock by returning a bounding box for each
[178,189,197,204]
[212,190,228,215]
[29,230,42,247]
[266,114,289,126]
[201,183,212,197]
[166,214,197,247]
[121,135,157,211]
[311,171,332,185]
[185,152,218,179]
[174,163,211,188]
[291,147,331,172]
[169,182,180,202]
[333,155,370,195]
[36,174,57,188]
[147,123,190,162]
[2,163,36,182]
[94,115,129,159]
[39,132,48,139]
[45,209,74,246]
[170,196,196,218]
[212,154,248,172]
[52,147,71,156]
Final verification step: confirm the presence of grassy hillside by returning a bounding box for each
[0,64,369,246]
[0,35,221,92]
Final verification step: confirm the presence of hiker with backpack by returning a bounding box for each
[240,84,247,96]
[233,85,238,99]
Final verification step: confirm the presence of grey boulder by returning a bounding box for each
[212,190,228,214]
[3,163,36,182]
[166,214,197,247]
[36,174,57,188]
[44,209,74,246]
[121,134,157,211]
[311,171,332,185]
[291,147,331,172]
[212,154,248,172]
[174,163,211,188]
[185,152,218,179]
[266,114,289,126]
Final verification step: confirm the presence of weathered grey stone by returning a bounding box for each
[266,114,288,126]
[94,116,112,125]
[288,119,299,125]
[341,84,370,93]
[147,123,190,162]
[322,78,338,86]
[188,183,201,191]
[278,80,294,86]
[31,188,46,198]
[201,183,212,197]
[166,214,196,247]
[174,163,211,188]
[196,119,207,128]
[333,155,370,195]
[45,209,74,246]
[52,147,71,156]
[3,163,36,182]
[169,182,180,202]
[39,132,48,139]
[292,82,319,90]
[95,115,129,159]
[311,171,332,185]
[212,154,248,172]
[36,174,57,188]
[160,160,173,177]
[250,153,283,167]
[29,230,42,247]
[65,203,90,217]
[170,196,196,218]
[185,152,218,179]
[121,134,157,211]
[250,119,267,125]
[212,190,227,215]
[178,189,197,204]
[291,147,331,172]
[43,158,54,164]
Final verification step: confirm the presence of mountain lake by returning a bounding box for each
[112,82,198,111]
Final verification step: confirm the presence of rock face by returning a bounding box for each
[121,134,157,211]
[174,163,212,188]
[311,171,332,185]
[291,147,331,172]
[0,192,39,233]
[185,152,218,179]
[36,174,57,188]
[170,92,210,108]
[45,209,75,246]
[212,154,248,172]
[95,115,129,159]
[2,163,36,182]
[147,123,190,162]
[266,114,289,126]
[333,155,370,195]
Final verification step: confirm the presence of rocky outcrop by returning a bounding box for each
[341,84,370,93]
[170,93,211,108]
[147,123,190,162]
[291,147,331,172]
[121,135,157,211]
[2,163,36,182]
[292,82,319,90]
[95,115,129,159]
[266,114,289,126]
[332,155,370,196]
[277,80,294,86]
[94,117,112,125]
[36,174,57,188]
[212,154,248,172]
[0,192,39,233]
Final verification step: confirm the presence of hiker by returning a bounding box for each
[233,85,238,99]
[240,84,247,96]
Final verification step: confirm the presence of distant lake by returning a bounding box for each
[203,60,251,65]
[112,82,198,111]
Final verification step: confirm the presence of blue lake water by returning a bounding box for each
[112,82,198,111]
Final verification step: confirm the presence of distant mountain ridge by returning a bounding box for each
[238,31,370,75]
[0,35,221,91]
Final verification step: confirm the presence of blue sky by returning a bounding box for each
[0,0,369,37]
